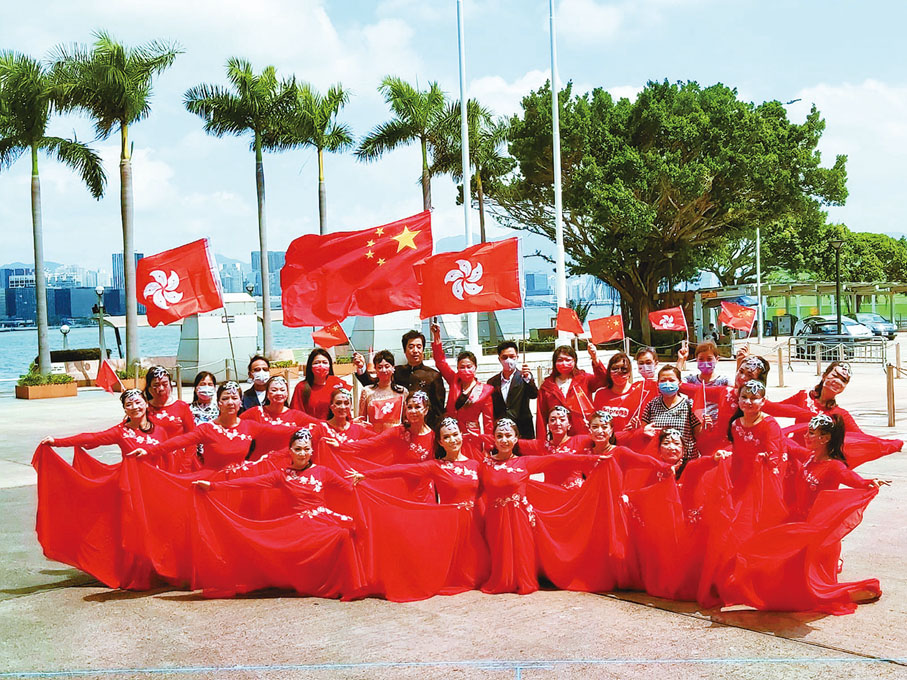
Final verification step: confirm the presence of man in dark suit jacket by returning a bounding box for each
[240,355,271,414]
[487,341,538,439]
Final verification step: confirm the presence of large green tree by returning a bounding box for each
[432,99,513,243]
[268,82,352,234]
[185,58,295,356]
[356,76,446,212]
[0,52,106,374]
[52,31,180,366]
[487,80,848,342]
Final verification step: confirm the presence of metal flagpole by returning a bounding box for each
[549,0,568,343]
[756,225,763,344]
[457,0,480,354]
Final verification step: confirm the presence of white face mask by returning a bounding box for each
[252,369,270,384]
[501,357,518,372]
[196,385,216,399]
[638,364,656,379]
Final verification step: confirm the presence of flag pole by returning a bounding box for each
[457,0,480,355]
[222,305,238,379]
[549,0,568,345]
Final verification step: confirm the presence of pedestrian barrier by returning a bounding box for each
[787,335,888,373]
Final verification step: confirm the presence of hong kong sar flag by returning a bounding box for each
[415,238,522,319]
[136,239,223,327]
[648,306,687,332]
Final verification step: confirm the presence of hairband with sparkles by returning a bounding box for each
[551,405,571,416]
[809,413,835,430]
[440,417,460,430]
[741,356,765,373]
[660,428,683,442]
[122,388,144,401]
[831,362,852,380]
[592,410,613,423]
[221,381,240,393]
[408,390,429,404]
[147,366,169,381]
[291,428,312,442]
[741,379,766,397]
[268,376,288,386]
[334,387,352,400]
[494,418,518,433]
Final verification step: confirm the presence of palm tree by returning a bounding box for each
[269,82,352,234]
[356,76,446,212]
[51,31,181,367]
[0,52,106,374]
[432,99,513,243]
[185,58,295,355]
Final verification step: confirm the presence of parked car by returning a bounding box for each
[854,312,897,340]
[792,314,866,337]
[793,318,875,360]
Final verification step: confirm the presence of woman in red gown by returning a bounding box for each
[143,366,195,439]
[190,428,364,598]
[240,375,319,457]
[289,349,350,420]
[536,344,606,439]
[478,418,604,595]
[519,406,593,490]
[135,382,301,471]
[357,350,407,433]
[316,387,375,445]
[40,388,169,456]
[720,413,885,614]
[430,323,494,434]
[321,391,437,502]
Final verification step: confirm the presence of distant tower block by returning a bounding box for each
[177,293,258,382]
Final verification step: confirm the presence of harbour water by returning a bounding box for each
[0,305,621,381]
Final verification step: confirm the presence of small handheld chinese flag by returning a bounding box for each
[312,322,349,349]
[566,386,596,424]
[556,307,585,335]
[718,301,757,333]
[95,360,121,393]
[588,314,624,343]
[691,381,708,422]
[136,239,223,327]
[648,306,687,333]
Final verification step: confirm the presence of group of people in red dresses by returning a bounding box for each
[32,334,901,614]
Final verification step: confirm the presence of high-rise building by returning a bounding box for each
[219,263,244,294]
[251,251,285,297]
[112,252,144,289]
[525,272,552,297]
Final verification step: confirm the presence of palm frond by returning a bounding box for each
[40,135,106,198]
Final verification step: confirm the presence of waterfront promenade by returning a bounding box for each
[1,353,905,679]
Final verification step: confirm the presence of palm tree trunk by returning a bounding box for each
[318,148,327,235]
[476,171,486,244]
[30,146,51,374]
[255,134,273,356]
[121,124,139,366]
[420,137,431,212]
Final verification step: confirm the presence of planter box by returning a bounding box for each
[115,378,144,392]
[270,366,300,380]
[15,382,78,400]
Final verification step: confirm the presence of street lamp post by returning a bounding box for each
[95,285,107,362]
[60,324,70,351]
[830,239,844,334]
[245,282,255,299]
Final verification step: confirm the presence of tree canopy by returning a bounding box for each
[486,79,849,341]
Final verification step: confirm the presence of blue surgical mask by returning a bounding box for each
[658,381,679,396]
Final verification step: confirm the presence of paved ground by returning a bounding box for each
[1,349,906,679]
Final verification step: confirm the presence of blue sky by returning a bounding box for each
[2,0,905,272]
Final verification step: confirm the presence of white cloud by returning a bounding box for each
[469,69,550,117]
[558,0,624,43]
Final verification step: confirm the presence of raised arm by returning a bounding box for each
[44,425,122,450]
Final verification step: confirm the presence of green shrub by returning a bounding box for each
[270,360,297,368]
[17,372,75,387]
[116,365,146,379]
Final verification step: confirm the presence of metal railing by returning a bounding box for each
[787,335,888,372]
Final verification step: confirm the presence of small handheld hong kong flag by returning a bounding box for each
[415,238,522,318]
[312,322,349,349]
[95,359,121,393]
[588,314,624,343]
[718,301,757,333]
[648,306,687,333]
[556,307,585,336]
[136,239,223,327]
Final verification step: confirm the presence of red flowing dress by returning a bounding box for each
[239,406,319,457]
[536,368,607,439]
[290,376,350,420]
[147,400,195,438]
[679,383,737,457]
[432,340,494,433]
[145,420,293,471]
[50,422,169,457]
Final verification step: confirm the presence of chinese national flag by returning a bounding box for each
[648,306,687,332]
[312,322,349,349]
[95,360,121,393]
[556,307,585,335]
[282,212,432,326]
[718,301,757,333]
[136,239,223,327]
[566,387,595,424]
[414,238,522,319]
[691,381,707,422]
[588,314,624,343]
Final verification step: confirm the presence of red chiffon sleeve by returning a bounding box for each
[522,452,602,476]
[431,340,456,386]
[764,391,813,419]
[612,446,666,471]
[363,460,434,482]
[831,461,875,490]
[146,427,207,456]
[175,401,196,433]
[334,427,400,460]
[53,425,122,449]
[211,469,283,491]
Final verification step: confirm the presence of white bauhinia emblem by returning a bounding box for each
[657,314,676,329]
[444,260,484,300]
[143,270,184,309]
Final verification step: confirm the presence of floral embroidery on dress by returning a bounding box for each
[300,506,352,522]
[493,493,536,526]
[121,427,162,447]
[563,477,585,490]
[210,423,252,442]
[285,469,323,493]
[439,461,478,480]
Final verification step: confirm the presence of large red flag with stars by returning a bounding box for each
[648,306,687,333]
[281,212,433,327]
[719,301,757,333]
[414,238,522,319]
[588,314,625,343]
[556,307,585,335]
[136,239,223,327]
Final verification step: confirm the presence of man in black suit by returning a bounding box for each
[487,340,538,439]
[240,355,270,413]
